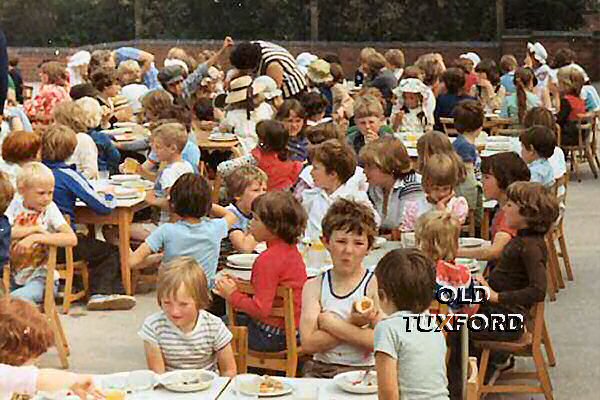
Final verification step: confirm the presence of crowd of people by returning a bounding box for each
[0,33,597,400]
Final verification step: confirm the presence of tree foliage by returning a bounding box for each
[0,0,588,47]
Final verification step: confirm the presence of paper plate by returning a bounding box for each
[226,262,253,271]
[460,237,485,248]
[122,180,154,190]
[333,370,378,394]
[236,376,293,398]
[111,174,140,182]
[227,254,259,268]
[160,369,217,392]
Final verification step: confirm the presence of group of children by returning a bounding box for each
[0,37,584,400]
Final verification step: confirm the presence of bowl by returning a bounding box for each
[160,369,217,392]
[460,237,485,248]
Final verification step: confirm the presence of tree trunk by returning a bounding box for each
[496,0,505,42]
[134,0,144,39]
[310,0,319,42]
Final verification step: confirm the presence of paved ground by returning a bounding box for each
[37,168,600,399]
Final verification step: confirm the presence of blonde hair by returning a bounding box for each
[0,172,14,214]
[422,153,462,190]
[17,162,55,189]
[366,52,387,75]
[151,122,188,152]
[359,137,412,179]
[416,131,467,181]
[557,65,584,96]
[353,95,384,119]
[52,101,88,133]
[157,257,211,310]
[74,97,103,129]
[41,124,78,162]
[360,47,376,63]
[415,211,460,262]
[385,49,405,69]
[117,60,142,85]
[225,165,267,200]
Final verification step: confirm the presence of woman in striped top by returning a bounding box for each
[230,41,307,99]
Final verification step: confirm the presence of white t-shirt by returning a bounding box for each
[224,102,274,154]
[154,160,194,223]
[138,310,232,372]
[374,311,449,400]
[5,199,67,285]
[67,132,98,180]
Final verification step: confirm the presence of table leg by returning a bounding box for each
[117,209,133,295]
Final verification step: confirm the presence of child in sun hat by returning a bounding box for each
[459,52,481,95]
[306,59,334,117]
[222,75,274,154]
[296,52,318,76]
[391,78,433,133]
[253,75,283,112]
[67,50,91,87]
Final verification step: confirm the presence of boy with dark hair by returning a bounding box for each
[452,100,484,173]
[519,125,556,188]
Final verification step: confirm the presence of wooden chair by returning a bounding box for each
[440,117,459,136]
[560,113,598,181]
[492,127,526,137]
[474,302,554,400]
[466,357,480,400]
[226,282,301,377]
[230,326,248,374]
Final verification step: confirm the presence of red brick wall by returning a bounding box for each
[8,34,599,83]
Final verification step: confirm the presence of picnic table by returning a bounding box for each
[195,129,242,158]
[75,182,150,295]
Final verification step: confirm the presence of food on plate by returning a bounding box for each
[353,296,374,314]
[123,158,140,174]
[259,376,284,393]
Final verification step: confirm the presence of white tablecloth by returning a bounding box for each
[218,377,377,400]
[92,376,231,399]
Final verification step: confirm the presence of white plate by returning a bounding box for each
[239,381,293,397]
[460,237,485,248]
[227,253,259,268]
[111,174,141,182]
[226,262,253,271]
[373,236,387,249]
[209,133,236,141]
[333,370,378,394]
[99,370,158,392]
[486,136,511,143]
[160,369,217,392]
[113,121,138,128]
[122,180,154,190]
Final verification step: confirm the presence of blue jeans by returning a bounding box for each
[11,276,59,304]
[235,314,288,353]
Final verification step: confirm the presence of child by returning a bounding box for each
[374,248,449,400]
[556,65,587,146]
[457,152,531,264]
[452,100,483,174]
[499,67,540,123]
[276,99,309,162]
[306,59,334,118]
[391,78,433,133]
[300,91,331,126]
[300,199,379,378]
[42,124,136,310]
[0,297,101,399]
[384,49,405,83]
[499,54,518,94]
[523,107,566,181]
[347,95,394,156]
[402,154,468,232]
[475,59,505,112]
[433,68,476,131]
[302,139,378,241]
[217,120,303,192]
[139,122,195,235]
[330,63,355,121]
[139,257,236,375]
[519,126,556,188]
[117,59,149,115]
[130,173,238,288]
[473,182,558,375]
[458,52,481,96]
[0,172,14,296]
[215,191,307,352]
[223,166,267,254]
[90,67,121,129]
[0,130,42,188]
[7,162,77,303]
[354,47,376,87]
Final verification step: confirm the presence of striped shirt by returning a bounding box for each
[253,41,306,98]
[139,310,232,372]
[368,173,425,230]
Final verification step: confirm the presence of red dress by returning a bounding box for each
[251,148,302,191]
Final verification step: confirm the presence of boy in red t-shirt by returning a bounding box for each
[556,65,586,146]
[215,191,307,352]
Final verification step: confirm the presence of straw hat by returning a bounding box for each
[527,42,548,64]
[307,59,333,84]
[252,76,282,100]
[112,95,131,111]
[459,52,481,68]
[225,75,254,104]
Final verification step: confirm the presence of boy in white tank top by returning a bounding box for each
[300,199,381,378]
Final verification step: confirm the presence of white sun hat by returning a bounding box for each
[459,52,481,68]
[164,58,189,74]
[252,75,282,100]
[296,52,318,75]
[527,42,548,64]
[68,50,91,68]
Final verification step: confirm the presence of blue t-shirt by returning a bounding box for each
[146,218,229,286]
[149,138,200,174]
[529,158,555,188]
[453,134,478,164]
[500,72,516,94]
[226,204,251,233]
[0,215,11,267]
[433,94,477,131]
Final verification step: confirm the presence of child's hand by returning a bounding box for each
[214,277,238,300]
[365,129,379,143]
[476,275,498,303]
[349,308,377,327]
[14,235,40,254]
[392,111,405,130]
[318,311,343,331]
[222,36,234,50]
[435,191,455,210]
[70,374,104,399]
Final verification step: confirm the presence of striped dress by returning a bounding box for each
[253,40,307,99]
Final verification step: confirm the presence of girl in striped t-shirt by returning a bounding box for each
[139,257,236,376]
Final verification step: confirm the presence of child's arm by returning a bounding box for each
[229,230,259,253]
[143,341,166,374]
[298,278,341,354]
[210,204,238,229]
[10,225,46,240]
[376,352,400,400]
[216,343,237,377]
[457,231,512,261]
[14,224,77,254]
[36,369,102,399]
[145,189,169,209]
[65,172,115,215]
[102,136,122,171]
[129,242,154,270]
[448,196,469,225]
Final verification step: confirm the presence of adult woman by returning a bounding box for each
[359,137,424,234]
[24,61,70,125]
[229,41,306,99]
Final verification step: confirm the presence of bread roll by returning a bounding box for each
[353,296,373,313]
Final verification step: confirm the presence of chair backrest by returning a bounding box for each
[466,356,479,400]
[230,326,248,374]
[226,281,298,362]
[552,174,568,206]
[440,117,459,136]
[493,128,526,137]
[576,113,594,146]
[528,302,545,349]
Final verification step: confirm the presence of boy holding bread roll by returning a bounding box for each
[300,199,381,378]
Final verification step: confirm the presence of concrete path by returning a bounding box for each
[38,168,600,399]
